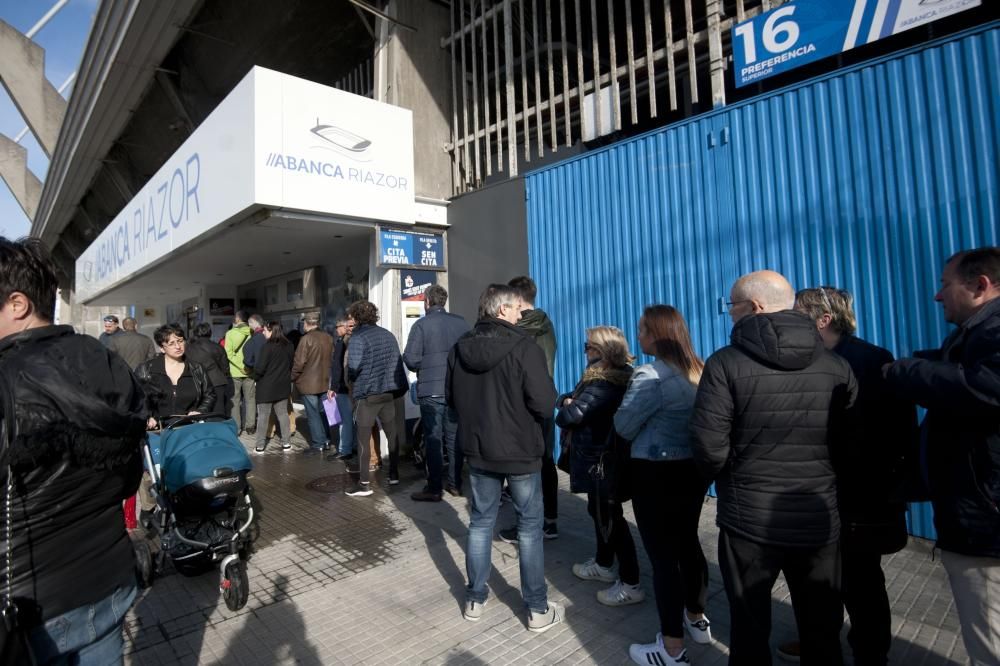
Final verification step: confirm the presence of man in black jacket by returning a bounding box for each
[404,285,469,501]
[690,270,856,666]
[781,286,917,666]
[447,284,561,632]
[885,247,1000,666]
[327,317,355,461]
[0,237,146,663]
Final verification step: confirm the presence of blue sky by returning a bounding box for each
[0,0,96,239]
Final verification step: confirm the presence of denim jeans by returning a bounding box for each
[29,584,137,665]
[466,467,547,612]
[300,393,329,449]
[335,392,355,455]
[419,397,459,494]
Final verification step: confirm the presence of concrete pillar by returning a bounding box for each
[0,134,41,220]
[0,20,67,158]
[375,2,453,200]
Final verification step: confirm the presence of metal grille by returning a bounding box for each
[444,0,784,193]
[333,57,375,98]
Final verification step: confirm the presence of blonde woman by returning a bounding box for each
[558,326,641,606]
[615,305,711,666]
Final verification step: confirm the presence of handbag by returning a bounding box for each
[0,409,37,665]
[556,429,572,473]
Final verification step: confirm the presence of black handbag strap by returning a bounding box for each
[0,374,17,630]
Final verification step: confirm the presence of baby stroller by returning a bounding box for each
[139,414,257,611]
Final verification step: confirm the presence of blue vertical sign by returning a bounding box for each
[377,228,446,270]
[732,0,982,87]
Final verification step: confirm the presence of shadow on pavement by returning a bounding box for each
[212,574,322,666]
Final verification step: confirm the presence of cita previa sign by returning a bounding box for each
[377,228,445,271]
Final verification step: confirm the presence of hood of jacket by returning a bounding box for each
[730,310,823,371]
[455,319,529,373]
[518,308,554,339]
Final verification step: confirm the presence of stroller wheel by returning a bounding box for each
[132,538,154,589]
[221,560,249,611]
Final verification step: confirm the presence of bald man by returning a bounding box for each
[690,270,857,666]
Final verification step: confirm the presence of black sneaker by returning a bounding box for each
[543,521,559,539]
[254,444,266,453]
[245,426,257,436]
[444,485,463,497]
[302,447,322,456]
[498,527,518,544]
[281,442,292,451]
[345,483,373,497]
[336,452,355,461]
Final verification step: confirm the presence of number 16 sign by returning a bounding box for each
[732,0,981,88]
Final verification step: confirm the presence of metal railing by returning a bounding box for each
[444,0,784,193]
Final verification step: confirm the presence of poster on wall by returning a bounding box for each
[210,299,235,316]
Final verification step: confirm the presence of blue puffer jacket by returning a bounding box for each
[403,307,470,398]
[347,324,407,400]
[614,359,697,461]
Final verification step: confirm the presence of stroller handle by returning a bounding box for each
[159,413,231,431]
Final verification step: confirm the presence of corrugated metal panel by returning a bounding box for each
[526,24,1000,541]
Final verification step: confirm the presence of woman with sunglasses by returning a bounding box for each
[559,326,642,607]
[134,323,215,429]
[615,305,711,666]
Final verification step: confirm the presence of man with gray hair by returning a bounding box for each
[404,284,469,501]
[690,270,857,666]
[108,317,156,369]
[292,312,334,454]
[447,284,561,632]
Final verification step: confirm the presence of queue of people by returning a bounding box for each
[0,233,995,665]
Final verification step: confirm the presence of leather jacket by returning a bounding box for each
[134,355,215,420]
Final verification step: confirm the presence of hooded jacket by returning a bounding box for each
[0,325,146,622]
[690,310,857,548]
[447,319,558,474]
[518,308,557,378]
[885,297,1000,558]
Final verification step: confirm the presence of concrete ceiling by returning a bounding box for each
[90,210,374,305]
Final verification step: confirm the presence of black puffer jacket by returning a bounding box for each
[134,355,215,421]
[834,335,916,555]
[0,326,146,622]
[691,311,857,548]
[254,339,294,403]
[885,297,1000,558]
[556,364,632,494]
[447,319,558,474]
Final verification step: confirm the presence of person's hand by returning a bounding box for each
[562,397,574,406]
[187,410,201,416]
[146,417,158,430]
[327,390,336,400]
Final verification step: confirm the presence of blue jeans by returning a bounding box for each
[300,393,329,449]
[466,468,547,612]
[419,397,459,494]
[336,392,355,455]
[29,584,137,665]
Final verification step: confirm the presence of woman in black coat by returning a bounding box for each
[184,322,230,415]
[134,323,214,428]
[253,321,294,452]
[556,325,641,607]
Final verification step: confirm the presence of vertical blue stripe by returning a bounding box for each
[880,0,903,39]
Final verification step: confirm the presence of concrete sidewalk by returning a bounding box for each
[124,430,967,665]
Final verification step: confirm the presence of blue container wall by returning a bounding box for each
[525,24,1000,541]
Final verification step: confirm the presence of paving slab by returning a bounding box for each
[124,428,967,665]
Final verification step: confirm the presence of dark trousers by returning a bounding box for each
[719,529,843,666]
[843,539,891,666]
[541,417,557,521]
[419,397,459,494]
[630,458,709,639]
[354,392,399,483]
[587,492,639,585]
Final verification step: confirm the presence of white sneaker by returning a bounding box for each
[597,580,645,607]
[463,599,486,622]
[572,558,616,583]
[527,601,563,633]
[629,633,690,665]
[682,611,713,644]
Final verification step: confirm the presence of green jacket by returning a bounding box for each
[224,323,253,378]
[518,308,557,378]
